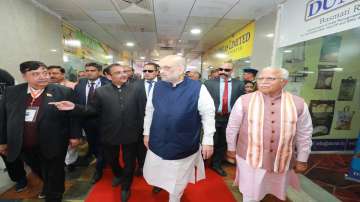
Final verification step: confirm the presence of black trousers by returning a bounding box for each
[136,134,147,169]
[1,155,26,182]
[21,147,66,202]
[212,120,228,168]
[83,122,105,172]
[103,143,137,190]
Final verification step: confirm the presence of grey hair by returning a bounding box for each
[261,67,289,80]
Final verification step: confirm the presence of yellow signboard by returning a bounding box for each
[204,21,255,61]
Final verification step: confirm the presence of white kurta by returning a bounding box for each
[143,84,216,195]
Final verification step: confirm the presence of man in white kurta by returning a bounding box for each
[226,67,313,202]
[143,55,216,202]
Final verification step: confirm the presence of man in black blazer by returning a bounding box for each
[74,62,109,183]
[52,63,146,202]
[135,62,159,176]
[204,62,244,176]
[0,61,81,202]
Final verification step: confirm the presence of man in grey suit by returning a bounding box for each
[204,62,244,176]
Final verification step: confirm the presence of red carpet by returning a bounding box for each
[85,168,236,202]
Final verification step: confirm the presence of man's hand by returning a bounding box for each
[0,144,8,156]
[294,161,308,173]
[227,151,236,159]
[143,135,149,149]
[202,145,214,160]
[69,138,80,148]
[49,101,75,111]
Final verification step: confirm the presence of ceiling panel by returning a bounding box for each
[191,0,238,18]
[225,0,277,20]
[86,10,125,24]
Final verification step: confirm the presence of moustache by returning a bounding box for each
[219,73,228,76]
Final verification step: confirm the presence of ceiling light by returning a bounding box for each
[284,49,292,53]
[177,53,183,56]
[63,55,69,62]
[140,56,145,60]
[117,61,125,65]
[105,55,113,59]
[50,49,57,52]
[245,60,251,63]
[266,33,274,38]
[64,39,81,47]
[215,53,227,59]
[126,42,135,47]
[190,28,201,35]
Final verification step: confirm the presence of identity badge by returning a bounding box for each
[25,106,39,122]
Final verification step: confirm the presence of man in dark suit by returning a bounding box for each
[0,61,81,202]
[51,63,146,202]
[135,62,159,176]
[204,62,244,176]
[0,68,28,192]
[74,62,109,183]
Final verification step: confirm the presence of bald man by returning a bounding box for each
[143,55,216,202]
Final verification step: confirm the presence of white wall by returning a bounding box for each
[251,11,277,70]
[0,0,63,82]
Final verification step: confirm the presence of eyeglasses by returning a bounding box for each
[29,71,49,78]
[218,68,232,72]
[256,77,283,82]
[143,70,155,73]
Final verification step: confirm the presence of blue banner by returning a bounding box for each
[346,133,360,182]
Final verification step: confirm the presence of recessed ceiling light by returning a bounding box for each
[105,55,113,59]
[245,60,251,63]
[177,53,183,56]
[266,33,274,38]
[50,49,57,52]
[140,56,145,60]
[284,49,292,53]
[215,53,227,59]
[64,39,81,47]
[190,28,201,35]
[126,42,135,47]
[63,55,69,62]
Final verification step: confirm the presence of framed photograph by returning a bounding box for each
[338,77,357,101]
[315,65,336,89]
[309,100,335,137]
[335,106,355,130]
[320,35,342,63]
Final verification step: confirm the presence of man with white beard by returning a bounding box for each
[143,55,216,202]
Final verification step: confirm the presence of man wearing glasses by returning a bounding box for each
[135,62,159,176]
[204,62,244,176]
[0,61,81,202]
[50,64,146,202]
[226,67,312,202]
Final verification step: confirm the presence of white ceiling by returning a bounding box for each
[34,0,278,60]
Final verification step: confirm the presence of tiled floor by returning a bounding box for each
[0,154,358,202]
[304,154,360,202]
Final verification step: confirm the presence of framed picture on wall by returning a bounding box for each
[309,100,335,137]
[335,106,355,130]
[338,77,357,101]
[320,35,342,63]
[315,65,336,89]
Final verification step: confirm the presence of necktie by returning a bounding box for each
[88,82,95,104]
[222,79,229,114]
[147,80,154,95]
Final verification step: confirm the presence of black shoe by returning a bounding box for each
[91,171,103,184]
[152,186,162,194]
[135,167,143,176]
[15,178,28,192]
[212,166,227,177]
[66,163,76,172]
[38,191,46,199]
[112,176,122,187]
[121,190,131,202]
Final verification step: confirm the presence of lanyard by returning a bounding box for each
[29,88,44,106]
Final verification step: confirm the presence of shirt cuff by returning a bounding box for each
[227,143,236,152]
[202,135,213,146]
[297,151,310,162]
